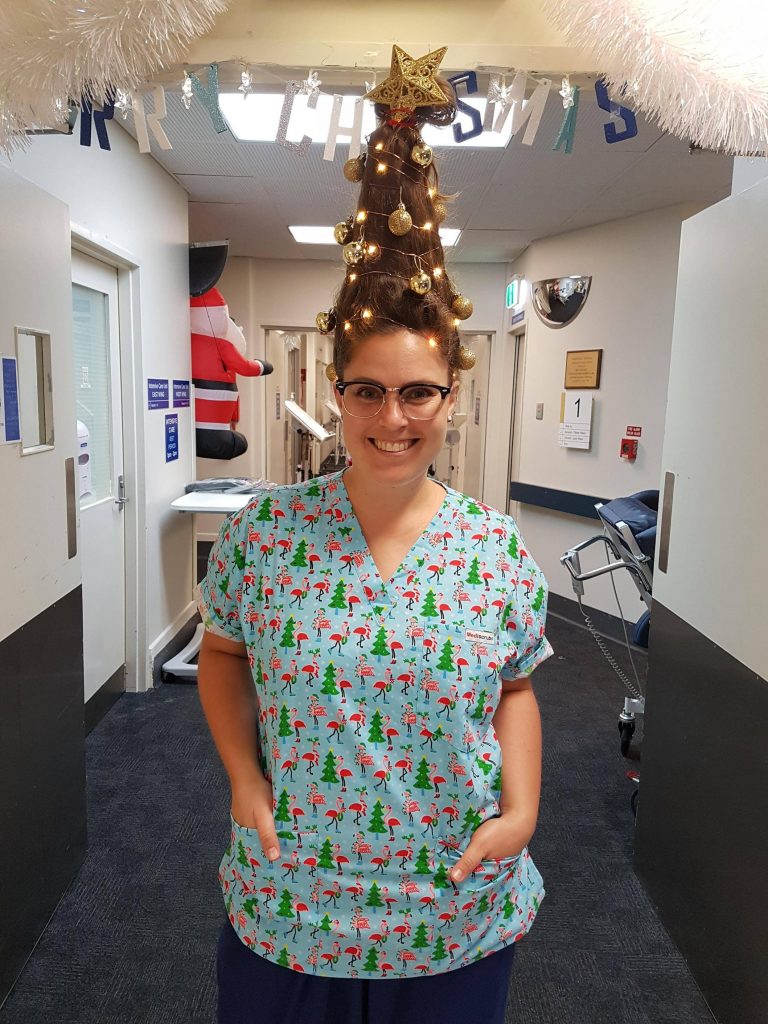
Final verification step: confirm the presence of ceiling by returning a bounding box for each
[132,69,733,264]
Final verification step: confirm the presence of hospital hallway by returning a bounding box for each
[0,613,716,1024]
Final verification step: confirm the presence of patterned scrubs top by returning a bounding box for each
[197,469,553,979]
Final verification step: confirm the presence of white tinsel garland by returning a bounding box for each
[542,0,768,154]
[0,0,230,152]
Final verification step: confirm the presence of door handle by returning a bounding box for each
[115,474,128,509]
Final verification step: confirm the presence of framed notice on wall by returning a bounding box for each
[565,349,602,389]
[559,390,594,449]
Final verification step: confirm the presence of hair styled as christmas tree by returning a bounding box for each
[316,45,476,383]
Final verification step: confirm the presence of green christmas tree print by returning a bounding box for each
[465,499,483,516]
[278,704,292,739]
[466,555,482,585]
[218,573,231,599]
[414,844,432,875]
[255,575,264,603]
[461,806,483,835]
[368,708,386,747]
[321,662,339,695]
[436,637,456,674]
[256,496,273,522]
[329,579,347,611]
[413,757,432,792]
[507,533,519,559]
[502,891,516,920]
[370,625,389,658]
[276,946,291,968]
[306,480,321,497]
[319,912,333,932]
[368,799,387,835]
[471,689,489,721]
[276,889,295,918]
[412,920,430,949]
[291,538,308,568]
[321,748,339,785]
[475,892,490,915]
[318,837,336,871]
[279,616,296,650]
[366,881,385,908]
[420,589,439,618]
[233,543,246,571]
[432,933,448,961]
[275,789,292,824]
[242,898,258,920]
[237,839,249,868]
[433,861,450,889]
[532,584,545,612]
[363,946,380,972]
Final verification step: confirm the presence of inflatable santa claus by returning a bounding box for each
[190,287,273,460]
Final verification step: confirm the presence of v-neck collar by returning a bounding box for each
[335,469,452,621]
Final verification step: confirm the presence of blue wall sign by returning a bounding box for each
[173,379,190,408]
[165,414,179,462]
[1,357,20,442]
[148,378,169,410]
[510,309,526,326]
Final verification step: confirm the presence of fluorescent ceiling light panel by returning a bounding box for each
[289,226,461,246]
[220,94,511,148]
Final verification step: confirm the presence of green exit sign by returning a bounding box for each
[506,280,519,308]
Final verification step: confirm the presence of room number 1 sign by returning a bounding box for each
[559,390,593,449]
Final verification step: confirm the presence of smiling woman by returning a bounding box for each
[197,45,553,1024]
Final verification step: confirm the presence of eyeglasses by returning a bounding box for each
[335,380,453,420]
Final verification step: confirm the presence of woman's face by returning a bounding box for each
[335,330,458,490]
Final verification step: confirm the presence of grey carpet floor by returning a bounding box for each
[0,614,717,1024]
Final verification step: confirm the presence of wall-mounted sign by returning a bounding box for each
[559,390,593,449]
[565,349,602,389]
[506,279,520,309]
[172,379,190,407]
[0,356,20,444]
[148,378,169,409]
[626,425,642,437]
[510,309,525,326]
[165,413,179,462]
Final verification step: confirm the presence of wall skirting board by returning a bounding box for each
[634,600,768,1024]
[0,586,87,1006]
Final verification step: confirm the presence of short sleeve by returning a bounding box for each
[195,509,248,642]
[498,528,554,681]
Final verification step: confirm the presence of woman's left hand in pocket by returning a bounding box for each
[450,810,535,883]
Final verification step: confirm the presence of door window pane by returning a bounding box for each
[72,284,113,506]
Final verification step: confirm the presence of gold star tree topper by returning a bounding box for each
[365,45,448,116]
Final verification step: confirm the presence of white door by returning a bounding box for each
[71,251,126,702]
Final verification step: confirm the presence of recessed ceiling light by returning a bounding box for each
[220,93,511,148]
[289,225,461,247]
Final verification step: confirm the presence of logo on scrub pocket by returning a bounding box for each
[464,628,495,643]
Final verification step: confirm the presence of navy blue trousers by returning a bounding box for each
[217,915,516,1024]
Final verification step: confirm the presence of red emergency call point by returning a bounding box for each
[620,438,638,461]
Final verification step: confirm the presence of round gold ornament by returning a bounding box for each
[315,309,336,334]
[409,270,432,295]
[433,201,447,224]
[458,345,476,371]
[388,202,413,236]
[343,241,364,265]
[411,141,433,167]
[343,155,366,182]
[451,294,474,320]
[334,219,352,244]
[325,363,338,383]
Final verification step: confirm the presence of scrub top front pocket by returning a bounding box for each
[415,622,502,756]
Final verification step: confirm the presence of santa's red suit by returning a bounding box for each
[190,287,272,460]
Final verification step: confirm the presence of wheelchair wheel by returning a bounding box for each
[618,719,635,757]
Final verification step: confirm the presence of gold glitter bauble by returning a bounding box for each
[343,156,366,182]
[315,310,335,334]
[334,220,352,244]
[451,294,473,319]
[411,141,433,167]
[388,202,413,236]
[343,241,364,265]
[458,345,476,371]
[433,201,447,224]
[409,270,432,295]
[325,363,338,383]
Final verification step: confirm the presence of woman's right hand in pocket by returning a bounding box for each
[230,772,281,862]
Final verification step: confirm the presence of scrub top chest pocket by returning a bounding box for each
[414,618,503,756]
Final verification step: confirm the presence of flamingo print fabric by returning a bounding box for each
[197,470,553,978]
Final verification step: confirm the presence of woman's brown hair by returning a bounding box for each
[330,78,465,381]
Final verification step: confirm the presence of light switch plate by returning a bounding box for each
[536,403,544,420]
